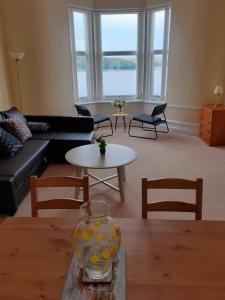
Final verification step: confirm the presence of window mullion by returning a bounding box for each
[70,9,79,102]
[137,11,145,99]
[85,11,95,100]
[161,8,170,99]
[93,13,103,100]
[145,10,153,99]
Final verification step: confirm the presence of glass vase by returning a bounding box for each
[71,200,121,280]
[117,106,123,114]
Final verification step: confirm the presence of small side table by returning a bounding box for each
[112,113,129,131]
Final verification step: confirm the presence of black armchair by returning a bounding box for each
[75,105,113,137]
[128,103,169,140]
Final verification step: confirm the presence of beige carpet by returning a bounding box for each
[15,126,225,221]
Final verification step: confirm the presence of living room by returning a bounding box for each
[1,0,225,298]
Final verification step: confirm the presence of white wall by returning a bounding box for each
[0,17,12,110]
[0,0,225,127]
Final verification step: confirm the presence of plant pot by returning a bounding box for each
[100,148,106,155]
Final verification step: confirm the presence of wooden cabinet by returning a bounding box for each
[199,105,225,146]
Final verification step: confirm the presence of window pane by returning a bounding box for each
[152,55,162,97]
[76,56,88,98]
[152,10,165,50]
[102,56,136,96]
[73,12,86,51]
[101,14,138,52]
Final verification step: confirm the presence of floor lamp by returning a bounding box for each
[8,52,26,112]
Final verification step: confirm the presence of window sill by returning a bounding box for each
[75,99,144,105]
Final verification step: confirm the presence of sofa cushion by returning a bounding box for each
[25,115,94,132]
[0,139,49,188]
[50,131,94,142]
[3,107,27,123]
[27,122,50,133]
[31,132,55,140]
[0,112,5,124]
[0,127,23,157]
[3,117,32,143]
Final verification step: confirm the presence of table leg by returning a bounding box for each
[123,116,126,130]
[117,166,125,201]
[75,166,82,198]
[120,166,126,181]
[115,117,118,131]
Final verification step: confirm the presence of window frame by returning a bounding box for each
[96,11,143,100]
[69,5,171,103]
[145,6,171,102]
[69,8,95,101]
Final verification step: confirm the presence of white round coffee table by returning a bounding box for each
[65,144,137,201]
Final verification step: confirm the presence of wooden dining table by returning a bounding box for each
[1,217,225,299]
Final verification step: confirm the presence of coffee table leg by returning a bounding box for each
[75,166,82,198]
[115,117,118,131]
[123,116,126,130]
[117,166,125,201]
[121,166,126,181]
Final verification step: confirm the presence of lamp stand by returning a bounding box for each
[8,52,26,113]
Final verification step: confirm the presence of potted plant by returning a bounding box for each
[96,135,107,155]
[111,97,128,113]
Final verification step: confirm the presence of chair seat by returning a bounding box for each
[133,114,162,125]
[93,114,110,124]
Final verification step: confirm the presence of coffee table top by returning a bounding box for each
[65,144,137,169]
[112,113,129,117]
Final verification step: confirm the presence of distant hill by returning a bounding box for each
[76,56,162,70]
[76,56,136,70]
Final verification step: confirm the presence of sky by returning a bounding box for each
[73,11,165,52]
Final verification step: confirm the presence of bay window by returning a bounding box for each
[70,6,171,102]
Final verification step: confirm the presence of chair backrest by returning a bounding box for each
[30,175,89,217]
[75,105,92,117]
[151,103,167,117]
[142,178,203,220]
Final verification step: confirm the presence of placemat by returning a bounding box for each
[61,249,126,300]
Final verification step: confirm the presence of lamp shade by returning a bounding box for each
[8,52,26,60]
[213,85,224,96]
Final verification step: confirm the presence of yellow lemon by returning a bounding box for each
[92,221,102,229]
[81,229,93,240]
[115,227,121,237]
[110,235,116,241]
[74,250,81,260]
[89,255,99,264]
[73,227,82,238]
[96,232,104,241]
[110,222,117,230]
[101,248,110,259]
[111,245,117,254]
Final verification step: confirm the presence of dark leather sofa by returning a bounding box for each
[0,112,94,215]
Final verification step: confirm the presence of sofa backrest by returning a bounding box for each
[0,113,4,124]
[25,115,94,133]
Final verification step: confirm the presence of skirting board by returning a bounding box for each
[167,119,199,136]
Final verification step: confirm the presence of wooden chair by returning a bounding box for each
[30,175,89,217]
[142,178,203,220]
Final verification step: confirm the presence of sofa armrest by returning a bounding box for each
[25,115,94,132]
[0,176,17,215]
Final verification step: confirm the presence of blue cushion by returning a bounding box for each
[94,114,110,124]
[2,107,27,123]
[133,114,162,125]
[0,127,23,157]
